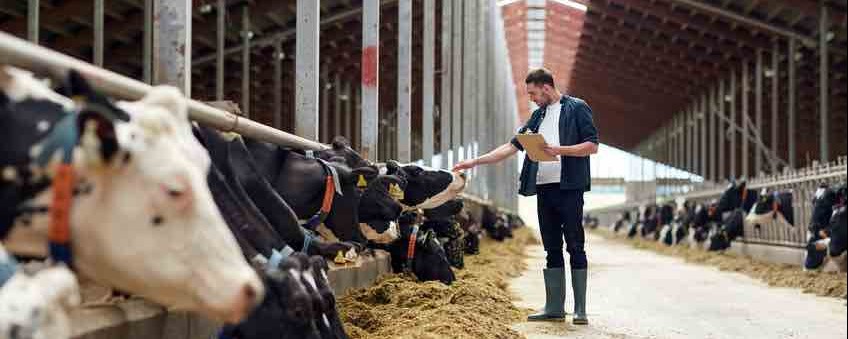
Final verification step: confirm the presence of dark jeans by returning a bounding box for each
[537,184,587,269]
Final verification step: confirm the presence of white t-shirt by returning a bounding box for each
[536,101,562,185]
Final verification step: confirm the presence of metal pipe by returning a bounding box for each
[666,0,816,47]
[451,0,462,166]
[152,0,191,95]
[462,0,475,161]
[755,49,763,175]
[241,5,251,118]
[730,69,737,178]
[788,38,797,168]
[701,93,708,178]
[396,0,412,162]
[334,74,342,138]
[273,42,283,129]
[344,81,352,139]
[422,0,435,165]
[771,39,780,173]
[440,0,452,169]
[143,0,152,84]
[28,0,38,43]
[742,61,750,177]
[718,79,726,180]
[295,0,320,140]
[361,0,380,161]
[321,67,329,142]
[0,32,326,150]
[819,1,829,163]
[94,0,104,66]
[709,85,717,181]
[216,0,225,101]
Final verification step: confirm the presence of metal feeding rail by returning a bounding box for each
[0,32,327,151]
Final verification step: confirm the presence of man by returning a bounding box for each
[453,68,598,325]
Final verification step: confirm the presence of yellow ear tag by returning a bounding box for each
[390,183,405,200]
[357,174,368,188]
[334,250,346,264]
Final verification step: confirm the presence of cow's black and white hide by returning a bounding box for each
[583,214,600,229]
[661,201,693,246]
[241,138,376,245]
[746,189,795,232]
[314,136,373,171]
[383,161,466,210]
[707,181,761,251]
[612,210,632,233]
[0,261,80,339]
[507,213,526,230]
[220,253,348,339]
[455,208,481,255]
[388,211,456,285]
[804,185,837,269]
[357,174,406,247]
[638,205,662,240]
[422,199,466,269]
[479,205,510,241]
[196,126,356,260]
[688,201,721,248]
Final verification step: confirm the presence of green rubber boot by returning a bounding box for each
[571,268,589,325]
[526,268,566,321]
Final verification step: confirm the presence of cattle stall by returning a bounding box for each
[591,156,847,249]
[0,0,522,213]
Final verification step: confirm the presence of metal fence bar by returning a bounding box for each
[422,0,435,165]
[28,0,38,43]
[295,0,320,140]
[396,0,412,162]
[0,32,327,151]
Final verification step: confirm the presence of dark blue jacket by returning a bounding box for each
[510,95,598,196]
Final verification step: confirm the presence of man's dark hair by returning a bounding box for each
[525,68,555,87]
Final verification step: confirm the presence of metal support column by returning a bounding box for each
[819,1,829,163]
[451,0,463,166]
[440,0,452,168]
[422,0,435,165]
[718,79,726,180]
[241,6,251,118]
[273,42,283,129]
[730,70,737,178]
[709,86,717,181]
[28,0,38,43]
[742,61,750,178]
[397,0,412,162]
[152,0,192,94]
[788,38,797,168]
[771,40,780,172]
[344,81,352,139]
[755,49,763,174]
[295,0,320,140]
[461,0,475,161]
[361,0,380,161]
[216,0,225,101]
[94,0,104,66]
[688,107,695,172]
[321,68,330,141]
[334,74,342,138]
[701,94,708,178]
[143,0,152,84]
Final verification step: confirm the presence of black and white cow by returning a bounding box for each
[383,161,466,210]
[388,210,456,285]
[707,180,760,251]
[805,184,848,271]
[422,199,467,269]
[745,189,795,232]
[611,210,632,233]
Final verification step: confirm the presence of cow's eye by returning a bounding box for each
[167,189,183,198]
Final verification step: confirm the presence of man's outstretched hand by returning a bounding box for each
[452,159,477,172]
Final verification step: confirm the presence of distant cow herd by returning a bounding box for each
[0,66,525,339]
[596,180,847,272]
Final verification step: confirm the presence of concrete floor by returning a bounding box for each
[509,198,847,339]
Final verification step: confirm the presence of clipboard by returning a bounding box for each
[515,133,558,162]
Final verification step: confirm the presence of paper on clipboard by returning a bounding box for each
[515,133,558,162]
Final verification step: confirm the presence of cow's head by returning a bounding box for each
[384,161,466,209]
[828,205,847,258]
[717,180,758,214]
[316,136,373,170]
[4,70,262,324]
[358,173,406,223]
[811,185,837,232]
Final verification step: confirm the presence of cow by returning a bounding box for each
[1,67,262,324]
[660,200,692,246]
[707,180,760,251]
[422,199,467,269]
[455,206,482,255]
[383,161,466,210]
[0,261,79,339]
[388,210,456,285]
[611,210,632,233]
[745,189,795,232]
[583,213,600,229]
[687,201,721,249]
[804,185,837,269]
[241,138,376,245]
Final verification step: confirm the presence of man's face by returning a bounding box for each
[526,83,551,107]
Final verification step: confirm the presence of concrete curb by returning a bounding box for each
[70,250,392,339]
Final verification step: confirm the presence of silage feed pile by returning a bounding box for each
[598,231,847,299]
[339,227,539,339]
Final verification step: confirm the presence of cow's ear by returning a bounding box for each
[331,136,350,150]
[63,70,130,122]
[76,109,122,164]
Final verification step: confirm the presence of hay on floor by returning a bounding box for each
[339,227,539,339]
